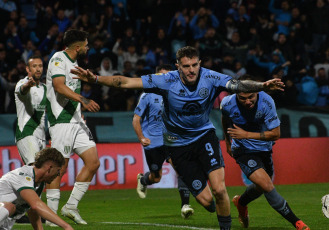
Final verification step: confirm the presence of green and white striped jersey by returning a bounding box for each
[15,76,46,142]
[46,51,82,126]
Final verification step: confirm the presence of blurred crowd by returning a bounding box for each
[1,0,329,113]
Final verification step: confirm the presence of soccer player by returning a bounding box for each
[220,75,310,230]
[0,147,73,230]
[45,29,100,226]
[133,64,194,218]
[71,46,284,230]
[321,194,329,218]
[15,55,46,166]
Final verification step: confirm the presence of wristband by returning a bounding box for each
[95,75,99,83]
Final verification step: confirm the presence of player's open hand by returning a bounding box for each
[263,78,285,91]
[71,66,97,83]
[227,124,248,139]
[80,97,100,112]
[140,137,151,147]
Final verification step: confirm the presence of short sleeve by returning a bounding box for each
[49,58,66,79]
[263,96,280,130]
[204,70,232,88]
[11,173,34,193]
[134,93,149,118]
[141,73,172,90]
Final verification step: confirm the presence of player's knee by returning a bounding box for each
[153,177,161,183]
[212,186,228,201]
[2,202,16,216]
[261,182,275,193]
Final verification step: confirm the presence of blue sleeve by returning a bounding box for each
[203,69,232,88]
[263,95,280,130]
[220,96,230,117]
[134,93,148,118]
[189,15,198,28]
[141,73,171,91]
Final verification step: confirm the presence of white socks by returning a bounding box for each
[66,182,90,209]
[0,205,9,224]
[46,189,60,214]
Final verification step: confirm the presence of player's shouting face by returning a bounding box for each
[176,57,201,86]
[76,39,89,59]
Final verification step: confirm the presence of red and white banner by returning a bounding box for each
[0,137,328,190]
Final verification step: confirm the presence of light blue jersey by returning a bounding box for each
[141,68,232,146]
[221,91,280,153]
[134,93,163,150]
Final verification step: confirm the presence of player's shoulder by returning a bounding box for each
[201,67,231,80]
[259,91,275,108]
[16,76,28,86]
[220,94,236,110]
[49,51,65,66]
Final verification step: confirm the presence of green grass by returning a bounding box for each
[13,183,328,229]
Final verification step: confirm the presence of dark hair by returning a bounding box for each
[176,46,199,63]
[34,147,65,168]
[239,74,256,81]
[27,55,43,66]
[63,29,89,47]
[156,64,172,73]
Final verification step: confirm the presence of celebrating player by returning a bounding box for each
[71,46,284,229]
[133,64,194,218]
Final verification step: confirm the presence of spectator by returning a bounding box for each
[189,7,219,40]
[53,9,71,33]
[296,69,319,106]
[268,0,291,36]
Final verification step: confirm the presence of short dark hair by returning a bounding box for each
[176,46,199,63]
[63,29,89,47]
[27,55,43,66]
[34,147,65,168]
[156,64,172,73]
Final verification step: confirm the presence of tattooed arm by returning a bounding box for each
[226,79,284,93]
[52,76,100,112]
[227,124,281,141]
[71,66,143,89]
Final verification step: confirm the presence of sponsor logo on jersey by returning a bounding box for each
[154,98,159,103]
[51,57,63,63]
[55,62,59,66]
[177,101,202,116]
[64,146,71,154]
[248,159,257,167]
[268,116,278,123]
[205,75,221,80]
[25,176,32,181]
[192,180,202,190]
[165,79,178,83]
[262,98,272,109]
[33,104,46,112]
[199,87,209,98]
[167,135,178,141]
[233,112,240,117]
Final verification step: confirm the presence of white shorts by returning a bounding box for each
[0,205,14,230]
[49,122,96,158]
[16,136,46,165]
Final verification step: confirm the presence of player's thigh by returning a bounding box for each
[144,147,167,176]
[16,136,44,165]
[198,130,225,174]
[248,168,274,192]
[234,152,268,178]
[50,123,79,158]
[169,146,208,197]
[73,123,96,158]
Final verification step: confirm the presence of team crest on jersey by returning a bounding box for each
[255,110,262,119]
[192,180,202,190]
[55,62,59,66]
[25,176,32,181]
[248,160,257,167]
[199,88,209,98]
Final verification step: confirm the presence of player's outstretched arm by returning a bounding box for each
[226,78,285,93]
[21,189,73,230]
[71,66,143,89]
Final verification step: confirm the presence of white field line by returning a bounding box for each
[100,221,218,230]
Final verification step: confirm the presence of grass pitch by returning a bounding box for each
[14,183,328,229]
